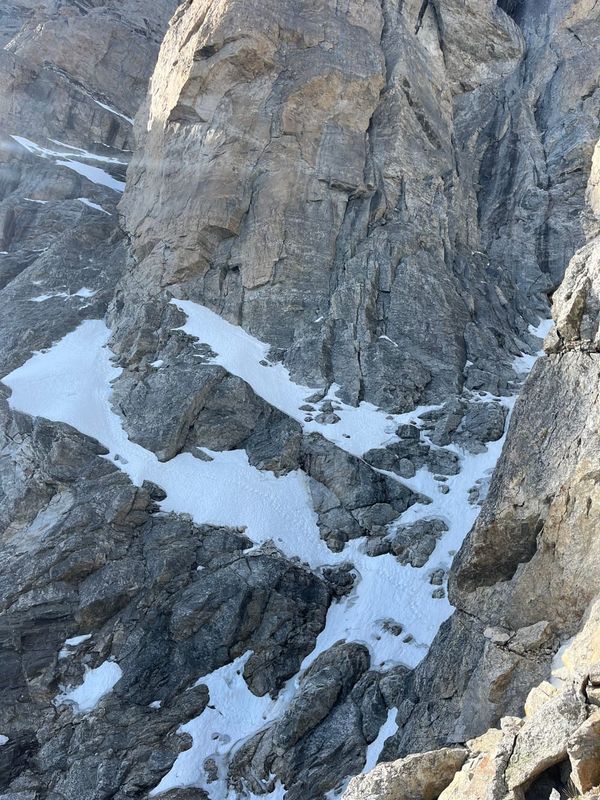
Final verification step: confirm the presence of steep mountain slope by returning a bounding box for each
[0,1,599,800]
[346,143,600,799]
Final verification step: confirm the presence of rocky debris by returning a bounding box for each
[505,688,587,790]
[425,399,467,447]
[342,746,468,800]
[230,642,393,800]
[378,210,600,759]
[568,709,600,794]
[350,660,600,800]
[420,399,508,454]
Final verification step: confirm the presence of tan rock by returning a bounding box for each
[439,730,505,800]
[506,688,587,790]
[342,747,468,800]
[568,710,600,793]
[560,598,600,680]
[524,681,559,718]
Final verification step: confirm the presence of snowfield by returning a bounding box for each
[1,302,552,799]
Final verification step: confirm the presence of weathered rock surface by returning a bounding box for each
[342,746,468,800]
[112,0,581,413]
[2,0,600,799]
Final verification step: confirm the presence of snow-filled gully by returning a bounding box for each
[1,305,552,800]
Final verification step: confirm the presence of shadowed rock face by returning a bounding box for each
[1,1,600,799]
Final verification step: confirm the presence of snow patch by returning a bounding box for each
[64,633,92,647]
[30,287,97,303]
[55,660,122,713]
[152,653,293,799]
[11,135,126,193]
[59,633,92,660]
[363,708,398,773]
[78,197,111,215]
[513,316,554,374]
[93,99,134,125]
[1,310,549,799]
[0,735,8,746]
[173,299,436,458]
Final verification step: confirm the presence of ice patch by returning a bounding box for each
[0,735,8,746]
[363,708,398,773]
[549,633,577,688]
[55,159,125,192]
[64,633,92,647]
[30,287,97,303]
[529,317,554,339]
[55,660,122,713]
[513,317,554,374]
[58,633,92,659]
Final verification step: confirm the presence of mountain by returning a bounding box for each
[0,1,599,799]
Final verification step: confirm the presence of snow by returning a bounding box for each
[2,320,327,568]
[79,197,111,215]
[548,633,577,688]
[58,633,92,660]
[30,287,97,302]
[0,735,8,746]
[363,708,398,773]
[11,135,126,193]
[55,159,125,192]
[149,700,162,709]
[1,306,552,799]
[529,317,555,339]
[55,660,122,713]
[174,299,437,458]
[152,653,293,799]
[94,99,134,125]
[64,633,92,647]
[24,197,49,204]
[513,316,554,374]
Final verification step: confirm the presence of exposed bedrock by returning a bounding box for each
[1,0,600,799]
[113,0,600,409]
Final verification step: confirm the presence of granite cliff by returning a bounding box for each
[0,1,599,799]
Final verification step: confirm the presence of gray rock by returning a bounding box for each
[390,519,448,568]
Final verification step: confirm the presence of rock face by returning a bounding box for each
[1,1,600,800]
[113,0,558,411]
